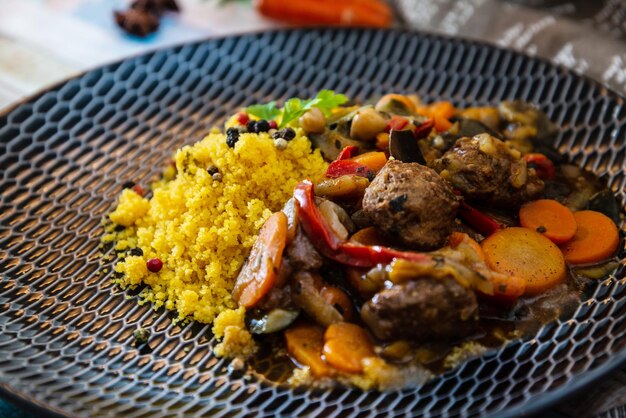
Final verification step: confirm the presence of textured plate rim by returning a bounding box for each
[0,27,625,418]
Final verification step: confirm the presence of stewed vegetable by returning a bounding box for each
[232,92,622,389]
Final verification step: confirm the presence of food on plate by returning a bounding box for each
[105,91,622,389]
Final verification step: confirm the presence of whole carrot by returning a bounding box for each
[256,0,392,28]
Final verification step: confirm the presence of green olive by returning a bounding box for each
[350,108,388,141]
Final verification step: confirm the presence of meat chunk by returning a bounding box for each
[361,160,459,249]
[285,228,324,271]
[432,133,543,208]
[361,277,478,341]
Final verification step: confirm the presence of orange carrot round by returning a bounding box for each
[489,273,527,304]
[350,151,387,173]
[416,101,455,132]
[232,212,287,308]
[320,286,354,321]
[519,199,577,244]
[560,210,620,265]
[482,227,566,296]
[448,231,486,261]
[375,132,390,150]
[323,322,375,374]
[285,322,335,377]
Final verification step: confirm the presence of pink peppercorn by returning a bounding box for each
[236,112,249,125]
[268,120,278,129]
[147,258,163,273]
[131,184,144,196]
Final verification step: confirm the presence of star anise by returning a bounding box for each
[131,0,179,15]
[114,9,160,37]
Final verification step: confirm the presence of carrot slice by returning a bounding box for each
[433,116,452,132]
[447,231,525,303]
[416,101,455,132]
[448,231,486,261]
[519,199,577,244]
[285,323,335,377]
[560,210,620,265]
[375,132,390,150]
[350,151,387,173]
[482,227,566,296]
[320,286,354,321]
[429,101,455,119]
[232,212,288,308]
[323,322,375,374]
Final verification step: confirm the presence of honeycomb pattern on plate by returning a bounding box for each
[0,29,625,418]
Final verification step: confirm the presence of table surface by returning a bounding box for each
[0,0,282,112]
[0,1,624,417]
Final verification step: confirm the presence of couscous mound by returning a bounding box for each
[212,307,257,358]
[107,129,327,324]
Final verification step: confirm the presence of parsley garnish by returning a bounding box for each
[246,101,280,121]
[246,90,348,128]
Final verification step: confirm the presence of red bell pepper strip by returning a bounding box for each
[413,118,435,139]
[457,200,503,236]
[325,160,373,179]
[293,180,431,267]
[336,145,359,161]
[335,242,431,267]
[294,180,342,252]
[385,115,409,132]
[523,153,556,180]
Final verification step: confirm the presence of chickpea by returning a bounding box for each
[350,108,388,141]
[299,107,326,134]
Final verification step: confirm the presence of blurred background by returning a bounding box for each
[0,0,626,112]
[1,0,626,417]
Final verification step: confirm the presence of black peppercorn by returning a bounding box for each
[226,128,240,148]
[256,119,270,133]
[122,181,136,189]
[207,165,219,175]
[128,247,144,257]
[246,120,257,133]
[226,127,239,136]
[281,127,296,140]
[272,127,296,141]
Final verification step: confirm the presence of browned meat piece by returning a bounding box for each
[256,285,293,312]
[432,133,544,208]
[361,277,478,341]
[285,228,324,271]
[361,160,459,250]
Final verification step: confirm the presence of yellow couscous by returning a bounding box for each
[105,128,327,327]
[103,91,601,389]
[212,307,257,358]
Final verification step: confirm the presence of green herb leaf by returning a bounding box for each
[280,98,305,127]
[246,90,348,128]
[279,90,348,127]
[312,90,348,116]
[246,101,280,121]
